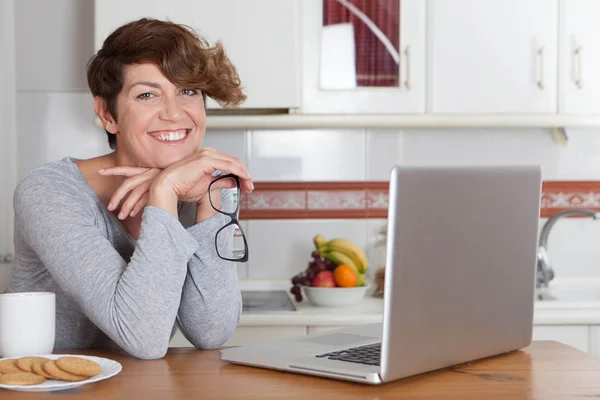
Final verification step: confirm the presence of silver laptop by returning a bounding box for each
[220,165,542,385]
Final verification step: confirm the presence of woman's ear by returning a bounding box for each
[93,97,118,134]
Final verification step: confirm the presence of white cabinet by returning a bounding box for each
[428,0,558,114]
[169,326,307,348]
[559,0,600,114]
[94,0,300,110]
[532,325,589,353]
[0,0,16,294]
[300,0,426,114]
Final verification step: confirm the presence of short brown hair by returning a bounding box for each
[87,18,246,149]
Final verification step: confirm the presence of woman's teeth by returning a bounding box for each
[154,130,187,141]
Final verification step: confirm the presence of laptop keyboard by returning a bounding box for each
[315,343,381,366]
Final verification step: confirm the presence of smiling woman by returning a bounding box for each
[8,18,253,359]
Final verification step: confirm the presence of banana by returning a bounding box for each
[321,250,359,274]
[324,238,368,274]
[356,273,365,287]
[313,234,329,250]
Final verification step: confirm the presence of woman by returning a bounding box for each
[8,18,253,359]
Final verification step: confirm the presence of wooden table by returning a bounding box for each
[2,341,600,399]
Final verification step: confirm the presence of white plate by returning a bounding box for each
[0,354,122,392]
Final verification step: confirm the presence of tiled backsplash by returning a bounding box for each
[241,181,600,220]
[11,92,600,284]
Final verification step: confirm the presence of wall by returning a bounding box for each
[10,0,600,285]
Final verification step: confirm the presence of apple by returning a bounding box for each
[312,270,336,288]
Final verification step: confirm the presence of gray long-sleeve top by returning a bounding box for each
[8,157,242,360]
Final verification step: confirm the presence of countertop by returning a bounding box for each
[238,279,600,326]
[3,342,599,399]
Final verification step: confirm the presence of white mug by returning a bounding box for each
[0,292,56,358]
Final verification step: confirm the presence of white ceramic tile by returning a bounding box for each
[16,93,111,179]
[365,219,388,282]
[540,217,600,278]
[236,220,249,279]
[202,129,247,165]
[248,129,366,181]
[486,128,560,179]
[246,219,368,279]
[366,129,404,180]
[16,0,94,92]
[400,128,491,166]
[554,128,600,180]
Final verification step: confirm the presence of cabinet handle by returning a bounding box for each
[404,46,412,90]
[537,46,545,90]
[575,46,583,89]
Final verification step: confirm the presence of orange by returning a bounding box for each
[333,265,358,287]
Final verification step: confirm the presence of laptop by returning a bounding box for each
[220,165,542,385]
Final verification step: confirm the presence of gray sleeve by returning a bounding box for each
[175,190,242,349]
[13,172,200,359]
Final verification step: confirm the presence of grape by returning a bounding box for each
[311,250,321,258]
[300,277,312,286]
[305,269,316,281]
[313,263,325,273]
[294,293,303,302]
[290,285,300,295]
[324,259,336,271]
[291,275,302,285]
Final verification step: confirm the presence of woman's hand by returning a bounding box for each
[97,147,253,220]
[158,147,253,204]
[97,167,163,219]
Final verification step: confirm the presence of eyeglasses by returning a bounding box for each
[208,173,249,262]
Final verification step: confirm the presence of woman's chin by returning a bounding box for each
[154,152,194,169]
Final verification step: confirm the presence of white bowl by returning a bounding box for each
[302,285,371,307]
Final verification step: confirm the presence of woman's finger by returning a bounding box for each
[118,181,152,219]
[129,193,149,218]
[203,158,252,183]
[108,169,159,211]
[195,148,252,179]
[98,166,150,177]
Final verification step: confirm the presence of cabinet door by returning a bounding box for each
[559,0,600,114]
[0,0,16,293]
[94,0,300,110]
[429,0,558,114]
[169,326,307,348]
[532,325,589,353]
[300,0,426,114]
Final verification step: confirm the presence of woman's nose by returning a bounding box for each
[160,97,184,121]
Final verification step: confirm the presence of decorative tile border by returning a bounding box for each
[238,181,600,220]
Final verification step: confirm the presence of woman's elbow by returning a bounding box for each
[193,332,232,350]
[193,318,240,350]
[126,340,170,360]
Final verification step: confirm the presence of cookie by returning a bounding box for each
[0,359,21,374]
[16,356,51,372]
[56,357,102,377]
[0,372,46,385]
[42,360,86,382]
[31,361,54,379]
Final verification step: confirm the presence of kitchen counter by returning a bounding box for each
[4,342,600,399]
[238,279,600,326]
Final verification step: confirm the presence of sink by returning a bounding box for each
[536,281,600,302]
[241,290,297,312]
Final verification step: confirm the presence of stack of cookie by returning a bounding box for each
[0,356,102,386]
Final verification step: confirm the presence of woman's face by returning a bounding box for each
[107,63,206,168]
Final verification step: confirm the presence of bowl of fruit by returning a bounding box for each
[290,235,371,307]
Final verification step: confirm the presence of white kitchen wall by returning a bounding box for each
[8,0,600,288]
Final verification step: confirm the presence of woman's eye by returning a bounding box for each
[181,89,198,96]
[137,93,154,100]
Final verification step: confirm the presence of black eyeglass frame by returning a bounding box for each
[208,173,249,263]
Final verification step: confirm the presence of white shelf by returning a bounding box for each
[203,114,600,129]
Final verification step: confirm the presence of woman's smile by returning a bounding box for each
[148,128,192,144]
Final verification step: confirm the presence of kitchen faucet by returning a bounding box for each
[536,209,600,288]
